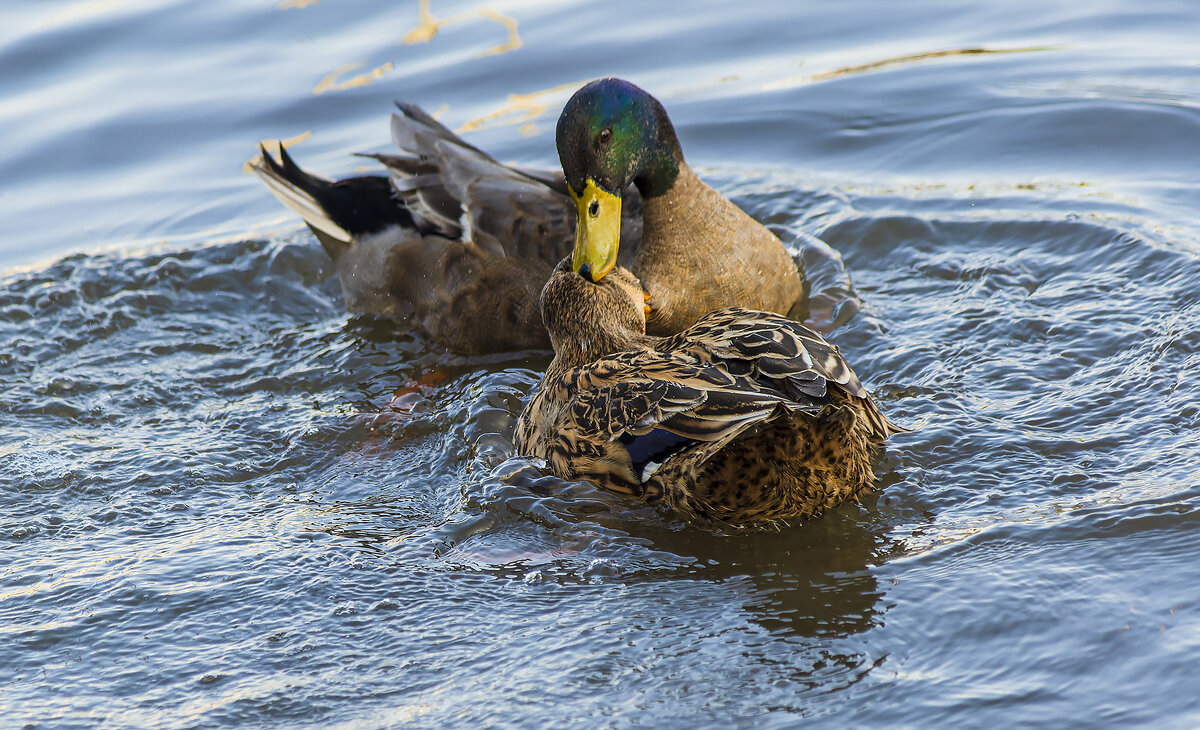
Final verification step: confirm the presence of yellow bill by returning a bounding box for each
[569,178,622,281]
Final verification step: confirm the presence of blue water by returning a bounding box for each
[3,1,1200,727]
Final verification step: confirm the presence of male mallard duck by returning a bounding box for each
[557,77,805,334]
[251,78,806,354]
[515,259,904,525]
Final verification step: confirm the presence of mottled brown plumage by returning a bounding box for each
[516,259,905,525]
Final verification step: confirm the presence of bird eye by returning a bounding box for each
[599,127,612,144]
[588,200,599,217]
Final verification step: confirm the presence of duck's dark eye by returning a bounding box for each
[588,200,599,217]
[599,127,612,144]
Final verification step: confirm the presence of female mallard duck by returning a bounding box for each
[515,259,904,525]
[251,78,805,354]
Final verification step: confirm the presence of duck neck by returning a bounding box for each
[635,162,723,258]
[547,329,656,379]
[630,163,731,329]
[631,122,682,199]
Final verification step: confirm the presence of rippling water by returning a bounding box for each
[3,1,1199,727]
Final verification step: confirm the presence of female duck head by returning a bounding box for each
[556,78,683,282]
[540,257,648,366]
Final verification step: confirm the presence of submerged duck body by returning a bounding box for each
[516,260,904,525]
[251,78,810,354]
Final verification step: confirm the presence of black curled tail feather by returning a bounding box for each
[251,143,416,256]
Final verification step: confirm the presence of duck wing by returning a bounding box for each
[526,350,810,492]
[662,308,907,438]
[376,102,642,265]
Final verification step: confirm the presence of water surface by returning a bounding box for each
[2,1,1199,727]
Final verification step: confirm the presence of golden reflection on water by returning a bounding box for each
[280,11,1053,143]
[763,45,1057,91]
[404,0,438,43]
[305,0,522,97]
[447,47,1055,138]
[404,0,522,57]
[313,61,396,95]
[457,80,584,136]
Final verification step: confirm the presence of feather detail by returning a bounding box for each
[516,273,909,525]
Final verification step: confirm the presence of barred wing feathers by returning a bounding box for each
[666,308,905,439]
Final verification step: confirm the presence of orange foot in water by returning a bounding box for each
[356,367,454,441]
[386,367,452,414]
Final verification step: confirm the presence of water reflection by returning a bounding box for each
[457,81,586,136]
[312,61,396,95]
[404,0,523,58]
[765,45,1057,91]
[300,413,895,647]
[301,0,523,97]
[640,505,894,632]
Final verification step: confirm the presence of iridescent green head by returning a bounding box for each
[556,77,683,199]
[556,78,683,281]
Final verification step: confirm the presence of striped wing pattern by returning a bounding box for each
[663,308,903,439]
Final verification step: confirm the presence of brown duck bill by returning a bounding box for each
[569,178,622,282]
